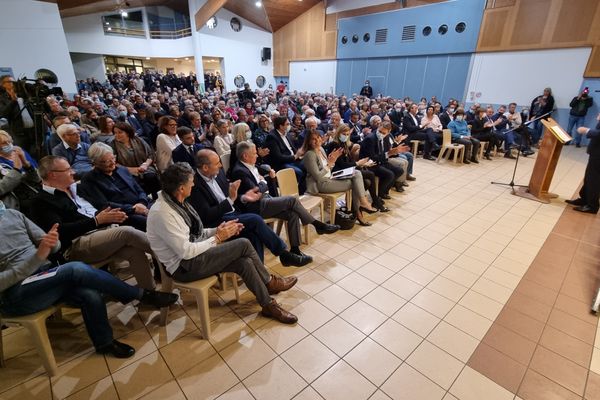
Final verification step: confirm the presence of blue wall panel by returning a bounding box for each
[421,55,448,101]
[403,58,427,101]
[386,58,408,97]
[337,0,486,59]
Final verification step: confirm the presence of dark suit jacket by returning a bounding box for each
[439,112,452,129]
[402,114,422,134]
[229,162,267,214]
[359,132,387,164]
[79,166,148,214]
[30,187,105,251]
[172,143,204,168]
[265,129,296,171]
[587,121,600,159]
[187,169,235,228]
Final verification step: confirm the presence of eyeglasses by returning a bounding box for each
[97,157,116,166]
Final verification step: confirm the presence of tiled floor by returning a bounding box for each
[1,146,596,400]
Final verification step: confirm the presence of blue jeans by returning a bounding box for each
[531,120,544,144]
[0,262,141,349]
[567,115,585,145]
[398,152,414,175]
[223,212,287,262]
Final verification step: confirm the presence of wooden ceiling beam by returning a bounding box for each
[194,0,227,31]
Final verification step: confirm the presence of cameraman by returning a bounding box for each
[0,75,35,156]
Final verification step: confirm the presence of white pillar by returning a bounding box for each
[188,0,206,92]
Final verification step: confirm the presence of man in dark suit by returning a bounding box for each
[79,142,149,232]
[566,113,600,214]
[172,127,204,169]
[403,103,439,160]
[359,121,404,200]
[360,80,373,98]
[230,144,339,251]
[264,116,306,193]
[439,106,455,129]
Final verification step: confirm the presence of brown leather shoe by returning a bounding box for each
[261,300,298,324]
[266,274,298,295]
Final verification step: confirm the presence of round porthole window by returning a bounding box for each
[256,75,266,88]
[341,36,348,44]
[230,17,242,32]
[352,34,359,43]
[363,33,370,42]
[422,26,432,36]
[438,24,448,35]
[234,75,245,88]
[455,22,466,33]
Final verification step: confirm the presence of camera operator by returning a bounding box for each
[0,75,35,156]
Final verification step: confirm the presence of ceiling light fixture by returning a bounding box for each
[146,57,150,60]
[255,1,262,7]
[120,10,128,17]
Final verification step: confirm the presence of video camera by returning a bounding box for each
[15,68,63,104]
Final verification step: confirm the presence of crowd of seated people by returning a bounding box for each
[0,69,541,366]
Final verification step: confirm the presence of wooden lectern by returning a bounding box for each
[514,118,572,203]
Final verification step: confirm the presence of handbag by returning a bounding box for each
[335,207,356,230]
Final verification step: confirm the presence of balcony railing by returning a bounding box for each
[149,27,192,39]
[103,26,146,38]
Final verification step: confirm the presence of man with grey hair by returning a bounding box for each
[148,162,299,324]
[29,155,156,290]
[51,123,92,179]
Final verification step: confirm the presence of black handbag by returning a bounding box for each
[335,207,356,230]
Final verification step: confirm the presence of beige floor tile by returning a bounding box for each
[294,270,333,296]
[334,249,370,270]
[389,243,425,262]
[427,275,469,302]
[442,394,459,400]
[391,302,440,337]
[159,330,216,377]
[406,341,464,389]
[313,284,358,314]
[344,337,402,386]
[373,252,411,272]
[371,319,423,359]
[113,351,174,400]
[281,335,339,383]
[340,300,387,335]
[356,261,395,284]
[137,379,185,400]
[254,319,309,354]
[449,366,514,400]
[0,375,51,400]
[313,317,366,357]
[452,254,490,275]
[441,265,479,287]
[356,242,388,260]
[403,235,435,252]
[362,286,406,316]
[145,306,197,349]
[50,351,109,400]
[411,288,455,318]
[293,386,325,399]
[243,357,307,400]
[291,298,335,333]
[337,272,379,298]
[471,278,513,304]
[0,349,47,393]
[105,327,158,373]
[482,266,522,289]
[413,252,450,274]
[312,360,377,400]
[443,305,493,340]
[380,363,446,400]
[1,326,36,361]
[219,333,277,379]
[312,259,353,282]
[214,382,254,400]
[176,353,239,400]
[382,273,423,300]
[369,390,393,400]
[312,241,348,258]
[399,263,437,286]
[64,376,117,400]
[492,256,530,277]
[207,312,253,351]
[427,321,479,363]
[459,290,504,320]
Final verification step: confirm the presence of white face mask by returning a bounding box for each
[339,134,348,143]
[455,115,464,122]
[245,131,252,139]
[285,125,291,133]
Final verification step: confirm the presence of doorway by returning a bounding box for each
[202,56,225,91]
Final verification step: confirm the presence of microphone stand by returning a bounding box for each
[490,111,553,193]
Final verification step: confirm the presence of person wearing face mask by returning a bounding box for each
[439,106,455,129]
[448,108,480,164]
[360,80,373,98]
[325,124,388,212]
[567,88,594,147]
[0,130,41,214]
[388,102,404,134]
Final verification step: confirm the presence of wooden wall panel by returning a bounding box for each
[552,0,597,44]
[478,9,509,48]
[273,1,337,76]
[585,45,600,77]
[510,0,548,46]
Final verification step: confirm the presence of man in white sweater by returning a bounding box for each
[147,162,299,324]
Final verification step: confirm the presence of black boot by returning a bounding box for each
[140,290,179,308]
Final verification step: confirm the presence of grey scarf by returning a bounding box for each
[161,191,202,241]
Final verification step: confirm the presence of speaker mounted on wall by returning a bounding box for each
[261,47,271,61]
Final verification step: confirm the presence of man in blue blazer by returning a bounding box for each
[264,116,306,193]
[172,127,205,169]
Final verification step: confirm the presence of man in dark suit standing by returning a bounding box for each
[566,113,600,214]
[231,144,339,252]
[360,80,373,98]
[172,127,204,169]
[359,121,404,200]
[265,116,306,193]
[187,150,311,267]
[403,103,439,160]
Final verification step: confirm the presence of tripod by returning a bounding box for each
[490,111,552,193]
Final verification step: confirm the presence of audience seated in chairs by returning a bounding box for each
[51,123,93,179]
[29,155,156,290]
[470,107,500,161]
[0,207,177,359]
[0,130,41,214]
[155,116,181,172]
[146,162,299,324]
[79,142,150,232]
[402,103,439,160]
[172,126,205,169]
[448,108,480,164]
[93,116,115,145]
[213,119,234,157]
[302,129,378,226]
[112,121,161,198]
[265,116,306,192]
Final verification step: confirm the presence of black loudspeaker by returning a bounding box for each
[261,47,271,61]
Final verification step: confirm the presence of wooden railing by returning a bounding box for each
[149,27,192,39]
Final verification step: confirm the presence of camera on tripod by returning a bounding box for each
[15,68,63,105]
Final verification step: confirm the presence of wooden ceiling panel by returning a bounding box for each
[263,0,321,32]
[223,0,271,31]
[57,0,188,18]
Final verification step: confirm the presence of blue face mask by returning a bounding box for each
[119,111,128,118]
[339,134,348,143]
[1,144,13,153]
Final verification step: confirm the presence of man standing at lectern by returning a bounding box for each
[566,113,600,214]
